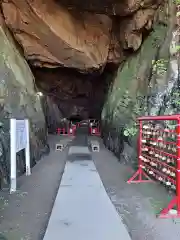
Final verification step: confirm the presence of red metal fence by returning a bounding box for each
[90,126,101,136]
[56,125,76,136]
[127,115,180,218]
[56,120,101,136]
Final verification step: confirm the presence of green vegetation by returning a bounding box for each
[173,0,180,4]
[121,57,168,137]
[120,92,147,137]
[102,1,179,141]
[152,59,168,75]
[122,55,180,136]
[170,44,180,53]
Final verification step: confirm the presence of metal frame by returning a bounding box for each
[90,126,101,136]
[127,114,180,218]
[56,126,76,136]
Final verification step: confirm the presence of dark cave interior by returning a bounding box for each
[28,13,154,124]
[31,64,116,121]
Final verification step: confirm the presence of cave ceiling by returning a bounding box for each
[57,0,161,16]
[0,0,163,72]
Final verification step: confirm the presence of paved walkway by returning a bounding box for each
[43,159,131,240]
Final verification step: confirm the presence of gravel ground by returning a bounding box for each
[1,135,180,240]
[0,135,69,240]
[92,138,180,240]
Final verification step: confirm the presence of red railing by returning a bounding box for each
[90,126,101,136]
[127,114,180,218]
[56,126,76,136]
[78,119,101,136]
[56,120,101,137]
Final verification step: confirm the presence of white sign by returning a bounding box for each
[10,119,31,193]
[16,120,27,152]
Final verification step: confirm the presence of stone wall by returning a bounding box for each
[101,0,177,167]
[0,17,49,188]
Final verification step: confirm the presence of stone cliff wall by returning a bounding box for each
[0,0,177,185]
[1,0,162,72]
[101,0,177,166]
[0,0,165,122]
[0,17,49,188]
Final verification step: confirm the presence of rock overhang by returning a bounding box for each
[0,0,162,72]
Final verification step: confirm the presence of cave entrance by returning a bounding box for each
[31,65,115,127]
[68,115,83,125]
[0,0,159,138]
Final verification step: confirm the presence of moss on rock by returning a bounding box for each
[0,19,49,188]
[102,0,176,165]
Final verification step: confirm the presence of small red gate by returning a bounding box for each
[56,125,76,136]
[127,115,180,218]
[90,126,101,136]
[89,119,101,136]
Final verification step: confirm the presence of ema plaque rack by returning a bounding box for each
[127,115,180,219]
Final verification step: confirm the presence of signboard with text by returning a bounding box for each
[16,120,27,152]
[10,119,31,193]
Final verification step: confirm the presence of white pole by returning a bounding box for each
[25,119,31,176]
[10,119,17,193]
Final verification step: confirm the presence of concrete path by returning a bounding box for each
[43,159,131,240]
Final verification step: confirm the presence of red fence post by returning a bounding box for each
[90,127,92,135]
[57,128,60,135]
[68,126,76,136]
[68,127,72,136]
[73,126,76,136]
[97,126,101,136]
[177,118,180,215]
[90,127,101,136]
[138,120,143,181]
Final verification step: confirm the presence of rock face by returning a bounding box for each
[33,67,111,119]
[58,0,162,16]
[119,8,156,51]
[0,0,175,177]
[42,96,63,133]
[101,0,177,165]
[0,16,49,188]
[1,0,161,72]
[1,0,112,71]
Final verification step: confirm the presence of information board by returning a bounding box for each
[16,120,27,152]
[10,119,31,193]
